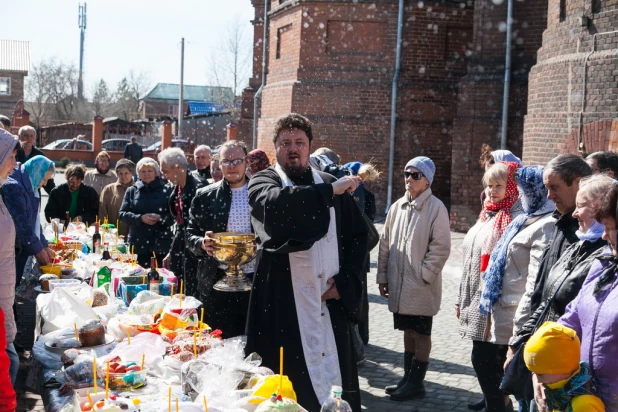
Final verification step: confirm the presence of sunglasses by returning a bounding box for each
[404,171,424,180]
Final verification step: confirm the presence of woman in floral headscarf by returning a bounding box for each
[4,155,56,283]
[457,161,522,412]
[246,149,271,178]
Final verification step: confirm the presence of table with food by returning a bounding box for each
[27,219,307,412]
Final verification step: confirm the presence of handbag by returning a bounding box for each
[501,269,572,399]
[363,213,380,252]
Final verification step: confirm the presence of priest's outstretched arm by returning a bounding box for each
[248,168,334,253]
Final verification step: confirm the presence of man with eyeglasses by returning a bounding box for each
[187,140,253,339]
[244,113,368,411]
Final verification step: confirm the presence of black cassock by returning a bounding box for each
[246,167,368,412]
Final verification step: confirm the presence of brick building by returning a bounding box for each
[242,0,478,213]
[522,0,618,164]
[241,0,609,227]
[0,40,30,119]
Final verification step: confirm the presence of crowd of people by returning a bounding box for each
[1,112,617,412]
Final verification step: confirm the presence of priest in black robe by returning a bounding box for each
[246,113,368,411]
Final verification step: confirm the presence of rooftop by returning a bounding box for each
[142,83,234,102]
[0,40,31,73]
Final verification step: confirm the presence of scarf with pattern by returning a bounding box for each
[478,161,521,272]
[545,363,597,412]
[480,166,555,315]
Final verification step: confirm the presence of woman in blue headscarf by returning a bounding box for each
[3,155,56,284]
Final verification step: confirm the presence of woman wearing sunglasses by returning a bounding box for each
[377,156,451,401]
[457,161,522,412]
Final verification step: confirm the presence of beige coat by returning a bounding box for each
[377,188,451,317]
[84,169,117,196]
[99,182,132,239]
[488,212,555,344]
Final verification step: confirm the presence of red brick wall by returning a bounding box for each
[522,0,618,166]
[449,0,547,231]
[255,0,475,214]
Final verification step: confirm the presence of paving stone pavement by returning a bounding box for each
[16,229,499,411]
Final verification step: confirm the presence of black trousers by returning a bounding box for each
[471,340,508,412]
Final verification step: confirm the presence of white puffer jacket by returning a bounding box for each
[488,212,555,344]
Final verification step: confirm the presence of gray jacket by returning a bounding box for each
[0,196,16,343]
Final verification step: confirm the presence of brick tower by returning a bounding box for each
[522,0,618,163]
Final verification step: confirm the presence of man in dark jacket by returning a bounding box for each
[16,126,55,195]
[159,148,205,297]
[45,164,99,224]
[191,145,212,185]
[186,140,252,338]
[123,136,143,164]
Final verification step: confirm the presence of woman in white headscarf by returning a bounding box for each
[0,129,21,384]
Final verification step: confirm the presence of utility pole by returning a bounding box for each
[178,37,185,138]
[77,3,87,100]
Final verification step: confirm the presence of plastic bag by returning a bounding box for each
[182,360,245,405]
[127,291,170,316]
[16,255,39,301]
[39,287,98,334]
[102,332,168,366]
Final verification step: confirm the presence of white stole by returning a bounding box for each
[274,164,342,404]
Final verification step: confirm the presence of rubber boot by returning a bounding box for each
[389,359,429,401]
[385,352,414,394]
[468,399,486,410]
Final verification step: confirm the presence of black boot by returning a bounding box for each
[390,359,429,401]
[385,352,414,394]
[468,399,486,410]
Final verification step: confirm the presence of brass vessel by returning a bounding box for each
[211,232,256,292]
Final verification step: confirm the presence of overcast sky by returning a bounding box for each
[3,0,255,96]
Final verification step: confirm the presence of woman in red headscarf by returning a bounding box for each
[246,149,271,178]
[457,161,522,412]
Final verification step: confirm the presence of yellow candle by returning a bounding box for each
[171,283,175,297]
[88,393,96,412]
[203,395,208,412]
[127,328,131,345]
[176,398,179,412]
[74,323,79,342]
[168,387,172,412]
[179,281,184,307]
[93,357,98,394]
[193,331,197,358]
[141,353,145,370]
[105,361,110,400]
[199,308,204,338]
[279,346,284,394]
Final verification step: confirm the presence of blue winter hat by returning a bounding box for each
[344,161,362,176]
[405,156,435,185]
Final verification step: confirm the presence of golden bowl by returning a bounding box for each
[211,232,256,292]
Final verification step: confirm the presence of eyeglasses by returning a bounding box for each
[404,171,424,180]
[220,158,245,167]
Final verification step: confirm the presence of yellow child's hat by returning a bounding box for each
[524,321,580,375]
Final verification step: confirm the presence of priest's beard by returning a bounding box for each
[281,162,309,178]
[96,166,110,175]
